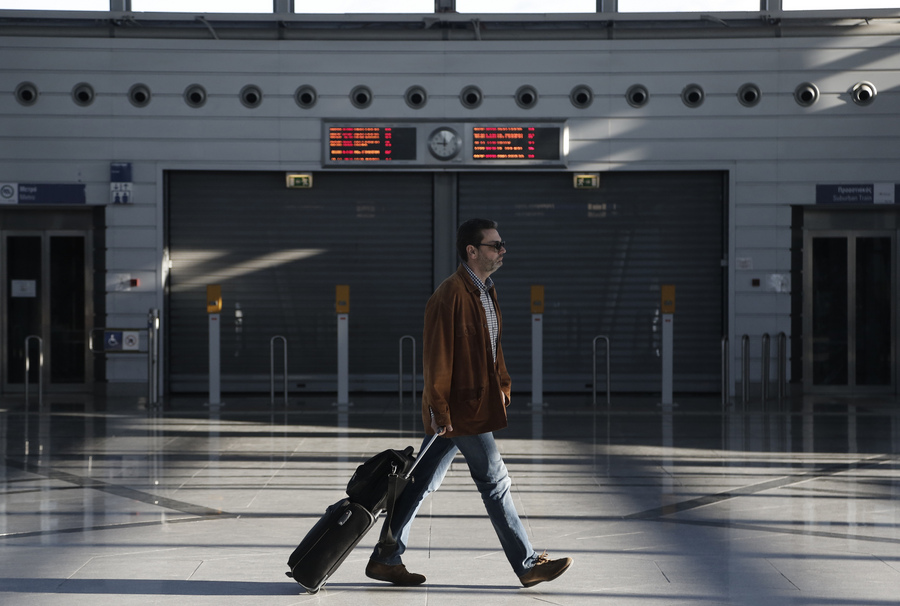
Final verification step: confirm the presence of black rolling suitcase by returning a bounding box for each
[286,434,438,594]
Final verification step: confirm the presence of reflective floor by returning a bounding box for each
[1,392,899,605]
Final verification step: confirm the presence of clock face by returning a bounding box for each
[428,128,461,160]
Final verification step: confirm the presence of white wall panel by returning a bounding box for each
[735,227,781,250]
[2,27,899,392]
[106,227,155,249]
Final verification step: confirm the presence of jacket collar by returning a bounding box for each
[459,262,494,294]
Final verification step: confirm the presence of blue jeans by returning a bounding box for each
[371,432,539,577]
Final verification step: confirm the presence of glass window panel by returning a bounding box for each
[811,237,848,386]
[855,237,891,386]
[785,1,900,9]
[131,0,271,12]
[0,0,108,8]
[296,0,433,12]
[456,0,595,12]
[618,0,758,12]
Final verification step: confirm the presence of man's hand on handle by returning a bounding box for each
[430,416,452,436]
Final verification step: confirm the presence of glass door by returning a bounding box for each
[2,231,92,392]
[804,230,895,393]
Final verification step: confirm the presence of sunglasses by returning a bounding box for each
[477,241,506,252]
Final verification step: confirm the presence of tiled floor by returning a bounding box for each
[1,393,899,605]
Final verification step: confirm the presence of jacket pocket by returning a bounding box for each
[456,322,477,338]
[456,386,484,402]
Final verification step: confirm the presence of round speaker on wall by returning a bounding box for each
[295,85,317,109]
[184,84,207,108]
[515,85,538,109]
[460,85,483,109]
[625,84,649,108]
[681,83,705,108]
[350,85,373,109]
[72,82,95,107]
[570,85,593,109]
[128,83,152,108]
[794,82,819,107]
[239,84,263,108]
[737,83,761,107]
[405,85,428,109]
[851,81,876,106]
[15,81,39,106]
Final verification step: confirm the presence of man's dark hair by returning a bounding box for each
[456,218,498,262]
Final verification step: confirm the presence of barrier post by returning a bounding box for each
[270,336,288,408]
[777,332,787,405]
[24,335,43,456]
[741,334,750,407]
[721,336,729,409]
[761,333,771,405]
[530,285,545,409]
[399,335,416,431]
[147,308,160,407]
[336,285,350,406]
[24,335,43,412]
[592,335,610,408]
[660,285,675,406]
[207,285,222,406]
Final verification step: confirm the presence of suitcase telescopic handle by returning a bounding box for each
[403,432,441,480]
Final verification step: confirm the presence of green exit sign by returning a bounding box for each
[573,173,600,189]
[286,173,313,189]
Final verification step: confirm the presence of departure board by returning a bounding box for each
[328,126,417,162]
[472,126,561,161]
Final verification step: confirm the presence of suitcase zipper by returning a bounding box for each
[338,510,352,526]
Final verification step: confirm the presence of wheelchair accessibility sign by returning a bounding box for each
[105,330,140,351]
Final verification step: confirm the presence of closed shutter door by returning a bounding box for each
[166,171,432,392]
[458,171,725,392]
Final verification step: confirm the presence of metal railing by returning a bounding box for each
[24,335,43,456]
[399,335,417,431]
[147,308,160,407]
[24,335,43,411]
[734,332,788,409]
[741,334,750,406]
[270,335,288,408]
[777,331,787,403]
[761,333,771,404]
[721,336,729,409]
[592,335,610,407]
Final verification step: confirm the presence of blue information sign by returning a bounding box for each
[816,183,898,205]
[18,183,86,205]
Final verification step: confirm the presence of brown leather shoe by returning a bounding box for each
[365,560,426,586]
[519,551,573,588]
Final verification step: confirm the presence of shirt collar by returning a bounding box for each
[463,263,493,292]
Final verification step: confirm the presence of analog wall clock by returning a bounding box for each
[428,127,462,160]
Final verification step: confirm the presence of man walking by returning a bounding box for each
[366,218,573,588]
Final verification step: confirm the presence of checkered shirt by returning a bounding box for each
[463,263,499,363]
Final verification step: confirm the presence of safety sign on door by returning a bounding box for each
[105,330,140,351]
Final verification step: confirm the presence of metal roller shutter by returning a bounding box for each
[458,171,725,392]
[166,171,433,393]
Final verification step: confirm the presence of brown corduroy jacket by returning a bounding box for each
[421,264,512,438]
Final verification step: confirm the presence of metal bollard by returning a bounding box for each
[24,335,43,457]
[24,335,43,411]
[147,308,160,407]
[777,331,787,405]
[270,336,288,408]
[741,334,750,407]
[399,335,417,431]
[761,333,771,404]
[592,335,611,408]
[721,336,729,409]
